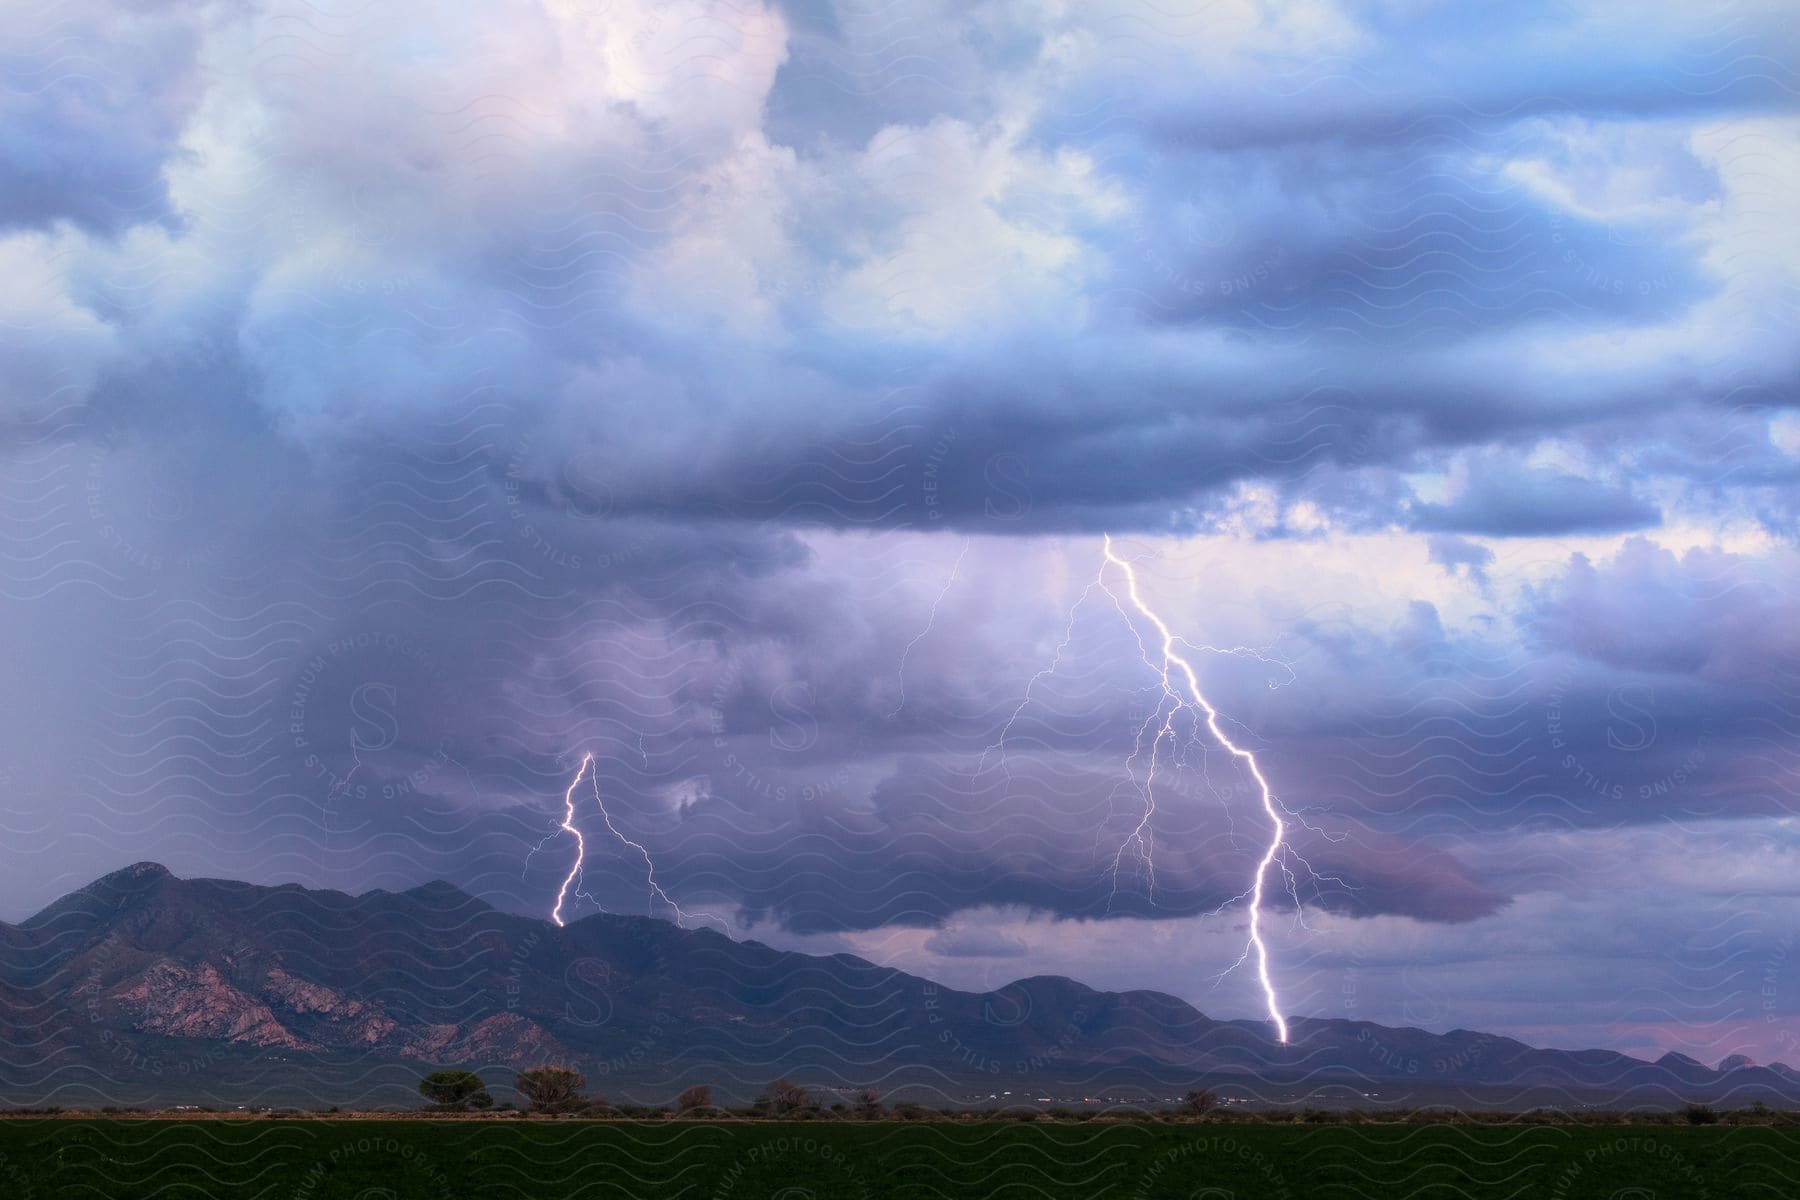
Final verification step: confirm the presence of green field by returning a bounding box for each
[0,1119,1790,1198]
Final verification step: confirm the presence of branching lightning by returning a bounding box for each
[530,536,1311,1045]
[535,751,726,932]
[1096,534,1291,1043]
[547,754,592,927]
[978,578,1103,784]
[983,535,1308,1044]
[889,538,971,719]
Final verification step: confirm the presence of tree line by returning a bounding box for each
[420,1065,894,1118]
[419,1068,1227,1120]
[413,1073,1799,1127]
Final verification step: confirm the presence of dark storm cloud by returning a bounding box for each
[1099,124,1713,341]
[616,753,1508,933]
[1527,539,1800,683]
[0,0,1796,983]
[1411,465,1663,537]
[0,396,1539,934]
[0,0,1776,539]
[924,926,1030,958]
[1267,540,1800,848]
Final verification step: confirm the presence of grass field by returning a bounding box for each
[0,1119,1790,1198]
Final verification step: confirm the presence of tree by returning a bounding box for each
[852,1087,885,1121]
[1184,1089,1218,1118]
[515,1064,588,1113]
[675,1085,712,1114]
[761,1078,811,1116]
[418,1069,493,1112]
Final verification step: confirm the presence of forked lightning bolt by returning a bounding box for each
[1096,535,1291,1043]
[985,537,1299,1043]
[539,752,725,932]
[547,754,593,927]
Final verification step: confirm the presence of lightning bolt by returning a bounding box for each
[536,752,726,932]
[546,754,593,927]
[977,577,1103,784]
[322,742,363,816]
[889,538,971,719]
[1095,534,1291,1043]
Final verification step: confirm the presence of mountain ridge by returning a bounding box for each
[2,863,1794,1110]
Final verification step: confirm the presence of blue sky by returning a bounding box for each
[2,0,1798,1063]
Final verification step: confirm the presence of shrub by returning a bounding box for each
[1683,1104,1719,1125]
[515,1064,589,1114]
[852,1088,886,1121]
[761,1078,812,1116]
[676,1085,713,1114]
[1184,1089,1218,1118]
[418,1069,494,1112]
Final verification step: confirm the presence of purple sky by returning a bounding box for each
[2,0,1798,1066]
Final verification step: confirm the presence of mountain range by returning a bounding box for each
[2,863,1794,1111]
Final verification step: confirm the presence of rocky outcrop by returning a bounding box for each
[439,1012,567,1064]
[260,967,402,1045]
[89,958,564,1065]
[107,962,313,1050]
[258,967,563,1062]
[260,968,353,1015]
[387,1013,566,1064]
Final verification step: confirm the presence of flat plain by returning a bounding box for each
[0,1119,1791,1199]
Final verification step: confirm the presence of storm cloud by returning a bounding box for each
[1,0,1797,1060]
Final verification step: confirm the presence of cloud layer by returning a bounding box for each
[1,0,1797,1059]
